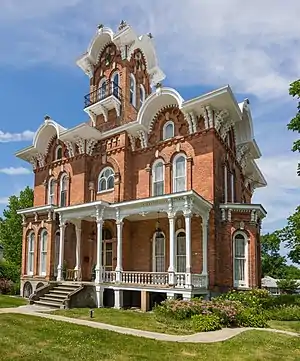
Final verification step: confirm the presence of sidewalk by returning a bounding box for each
[0,306,299,343]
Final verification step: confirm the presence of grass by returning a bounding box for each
[268,321,300,334]
[0,295,28,308]
[0,314,299,361]
[52,308,193,335]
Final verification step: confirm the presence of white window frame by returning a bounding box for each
[139,84,145,107]
[111,71,120,98]
[39,230,48,276]
[224,165,228,203]
[129,73,136,107]
[60,173,68,207]
[173,153,187,193]
[175,229,186,273]
[54,231,60,277]
[48,177,55,205]
[55,145,63,160]
[152,231,166,272]
[163,121,175,140]
[98,167,115,193]
[152,160,165,196]
[99,77,107,100]
[233,231,249,288]
[27,232,35,276]
[230,172,235,203]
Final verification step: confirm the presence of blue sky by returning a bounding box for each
[0,0,299,240]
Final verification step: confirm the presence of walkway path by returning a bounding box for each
[0,305,299,343]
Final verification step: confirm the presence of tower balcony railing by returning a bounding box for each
[84,81,122,108]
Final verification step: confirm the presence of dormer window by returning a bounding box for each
[55,145,63,160]
[129,74,136,107]
[163,121,174,140]
[139,84,145,107]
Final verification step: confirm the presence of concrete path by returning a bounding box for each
[0,306,299,343]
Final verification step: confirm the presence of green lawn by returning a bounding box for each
[0,314,299,361]
[268,321,300,334]
[0,295,28,308]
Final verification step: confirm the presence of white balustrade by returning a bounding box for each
[175,273,186,288]
[191,274,208,288]
[121,272,169,286]
[102,271,116,283]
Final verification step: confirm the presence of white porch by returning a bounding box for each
[54,190,212,296]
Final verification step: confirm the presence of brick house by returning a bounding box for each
[16,22,267,309]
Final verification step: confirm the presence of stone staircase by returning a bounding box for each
[34,283,81,309]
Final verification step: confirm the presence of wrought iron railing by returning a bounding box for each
[84,81,122,108]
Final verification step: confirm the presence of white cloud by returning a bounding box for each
[0,197,8,205]
[0,130,34,143]
[0,167,31,175]
[0,0,299,99]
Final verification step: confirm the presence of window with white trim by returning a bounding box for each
[152,160,164,196]
[27,232,35,275]
[99,77,107,100]
[54,231,60,277]
[163,121,174,140]
[176,231,186,273]
[153,232,165,272]
[173,154,186,192]
[230,171,235,202]
[98,167,115,192]
[60,174,68,207]
[48,178,55,205]
[139,84,145,107]
[224,165,228,203]
[111,72,120,98]
[55,145,63,160]
[129,74,136,107]
[233,233,248,288]
[39,230,48,276]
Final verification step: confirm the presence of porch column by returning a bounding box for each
[115,218,124,282]
[168,212,176,285]
[184,211,192,288]
[74,220,82,281]
[57,215,66,282]
[202,215,209,277]
[95,214,104,284]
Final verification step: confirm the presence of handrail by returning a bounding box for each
[84,81,122,107]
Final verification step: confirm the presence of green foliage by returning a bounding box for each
[191,314,222,332]
[216,289,271,309]
[261,232,287,278]
[0,279,13,295]
[266,305,300,321]
[280,206,300,265]
[265,294,300,308]
[0,187,33,268]
[287,79,300,175]
[236,308,268,328]
[0,260,20,283]
[276,279,300,294]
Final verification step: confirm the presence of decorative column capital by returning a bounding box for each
[59,213,66,228]
[202,214,209,227]
[95,206,105,224]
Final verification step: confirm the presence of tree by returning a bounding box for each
[287,79,300,175]
[261,232,287,278]
[280,206,300,265]
[276,279,300,295]
[0,187,33,268]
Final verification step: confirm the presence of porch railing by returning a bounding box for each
[121,272,169,286]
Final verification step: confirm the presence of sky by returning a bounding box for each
[0,0,299,240]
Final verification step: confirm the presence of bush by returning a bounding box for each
[191,314,222,332]
[236,308,268,328]
[265,294,300,309]
[216,289,271,309]
[0,260,20,283]
[0,278,13,295]
[266,305,300,321]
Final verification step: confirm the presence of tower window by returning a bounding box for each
[55,145,63,160]
[163,121,174,140]
[111,72,120,98]
[98,167,115,192]
[140,85,145,107]
[129,74,136,107]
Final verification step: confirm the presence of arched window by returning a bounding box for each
[98,167,115,192]
[129,74,136,107]
[60,174,68,207]
[111,72,120,98]
[39,230,48,276]
[139,85,145,107]
[153,231,165,272]
[102,228,113,240]
[173,154,186,193]
[48,178,55,205]
[233,232,248,288]
[27,232,35,275]
[163,121,174,140]
[152,160,164,196]
[99,77,107,100]
[176,231,186,273]
[55,145,63,160]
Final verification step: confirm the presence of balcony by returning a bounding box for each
[83,81,122,122]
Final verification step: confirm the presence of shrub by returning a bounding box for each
[191,314,222,332]
[265,294,300,309]
[0,260,20,283]
[266,305,300,321]
[0,278,13,295]
[236,308,268,328]
[216,289,271,309]
[277,279,300,295]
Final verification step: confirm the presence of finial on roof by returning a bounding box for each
[147,32,153,39]
[44,115,51,121]
[118,20,127,31]
[97,24,104,33]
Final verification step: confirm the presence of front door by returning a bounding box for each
[102,242,113,271]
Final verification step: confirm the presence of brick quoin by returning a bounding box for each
[16,22,267,299]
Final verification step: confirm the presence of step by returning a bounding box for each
[55,286,80,292]
[39,296,62,305]
[34,300,62,309]
[48,292,68,299]
[41,295,66,303]
[50,289,72,296]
